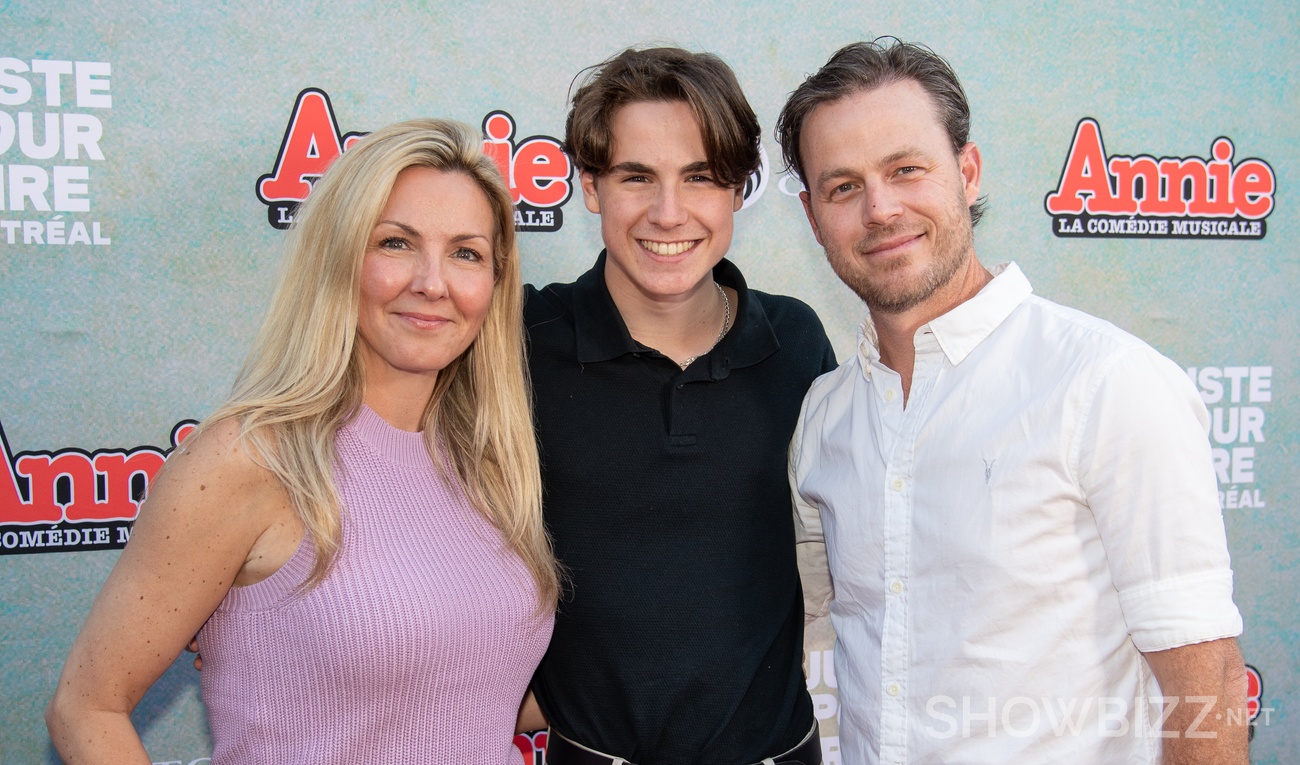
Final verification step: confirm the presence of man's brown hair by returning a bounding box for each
[565,46,761,188]
[776,37,987,226]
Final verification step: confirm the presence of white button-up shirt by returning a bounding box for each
[791,263,1242,764]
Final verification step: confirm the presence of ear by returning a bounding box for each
[958,142,982,207]
[799,190,825,247]
[732,185,744,212]
[580,170,601,214]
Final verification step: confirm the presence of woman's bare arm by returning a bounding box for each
[46,419,296,764]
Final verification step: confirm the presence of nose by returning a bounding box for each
[862,181,903,226]
[411,251,448,299]
[647,182,688,229]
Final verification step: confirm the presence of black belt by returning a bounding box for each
[545,723,822,765]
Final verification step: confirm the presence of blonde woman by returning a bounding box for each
[46,118,557,764]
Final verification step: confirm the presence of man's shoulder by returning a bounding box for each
[1016,294,1151,357]
[803,351,858,399]
[748,289,833,349]
[749,289,821,327]
[1007,295,1191,398]
[747,289,838,375]
[524,281,577,327]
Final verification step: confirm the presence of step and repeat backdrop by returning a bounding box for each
[2,2,1295,763]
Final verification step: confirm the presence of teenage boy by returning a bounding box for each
[526,47,835,765]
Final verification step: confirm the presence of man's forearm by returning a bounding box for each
[1143,637,1249,765]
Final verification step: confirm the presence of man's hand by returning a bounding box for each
[1142,637,1248,765]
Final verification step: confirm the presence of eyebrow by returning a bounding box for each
[814,149,928,188]
[375,220,420,238]
[880,148,926,167]
[608,160,712,176]
[373,220,492,245]
[610,161,655,176]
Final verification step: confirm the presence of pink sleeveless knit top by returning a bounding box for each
[197,406,553,764]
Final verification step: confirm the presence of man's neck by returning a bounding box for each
[606,271,732,365]
[872,257,993,404]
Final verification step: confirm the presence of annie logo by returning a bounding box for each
[0,419,194,555]
[513,730,548,764]
[255,89,364,230]
[1245,664,1263,722]
[1044,118,1274,240]
[481,110,572,231]
[256,89,572,232]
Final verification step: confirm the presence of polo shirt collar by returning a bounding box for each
[856,261,1033,368]
[572,252,635,363]
[712,257,780,374]
[572,251,780,374]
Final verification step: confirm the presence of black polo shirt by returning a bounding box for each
[526,252,837,764]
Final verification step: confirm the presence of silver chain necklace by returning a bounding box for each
[677,281,731,370]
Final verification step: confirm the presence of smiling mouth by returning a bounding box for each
[638,239,699,257]
[862,232,922,257]
[399,312,451,328]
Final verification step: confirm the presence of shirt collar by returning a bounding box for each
[572,251,779,375]
[856,261,1033,369]
[571,251,635,363]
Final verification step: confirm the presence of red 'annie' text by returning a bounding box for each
[1045,119,1274,220]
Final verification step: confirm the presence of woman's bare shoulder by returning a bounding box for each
[145,416,296,536]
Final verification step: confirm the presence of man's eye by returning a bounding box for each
[896,166,921,176]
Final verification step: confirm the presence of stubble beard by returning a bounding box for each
[826,198,975,316]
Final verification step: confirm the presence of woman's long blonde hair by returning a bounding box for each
[203,118,557,605]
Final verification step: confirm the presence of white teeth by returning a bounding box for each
[639,240,696,256]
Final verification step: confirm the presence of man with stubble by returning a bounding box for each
[780,38,1246,765]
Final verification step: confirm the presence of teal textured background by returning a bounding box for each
[2,1,1294,762]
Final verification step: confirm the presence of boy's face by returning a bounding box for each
[582,99,743,303]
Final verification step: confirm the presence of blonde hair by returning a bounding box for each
[203,118,557,606]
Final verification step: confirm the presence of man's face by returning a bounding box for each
[582,100,743,302]
[798,79,981,316]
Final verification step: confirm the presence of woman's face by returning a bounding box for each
[356,166,497,396]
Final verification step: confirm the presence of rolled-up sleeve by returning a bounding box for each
[1074,344,1243,652]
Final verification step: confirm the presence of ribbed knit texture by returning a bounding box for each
[197,405,552,764]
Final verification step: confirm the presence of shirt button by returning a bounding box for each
[884,388,897,401]
[890,580,903,594]
[887,682,901,696]
[891,478,904,491]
